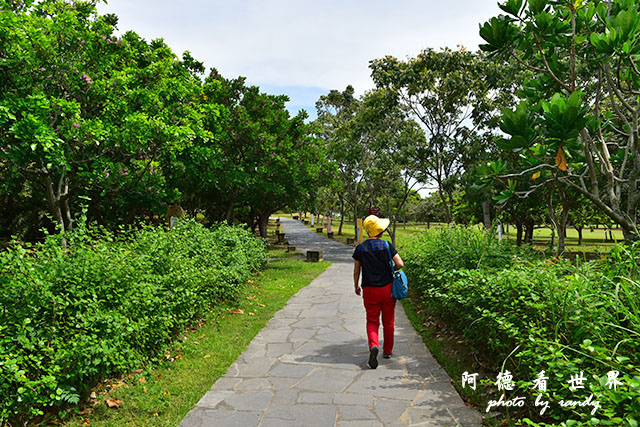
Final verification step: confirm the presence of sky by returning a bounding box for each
[96,0,504,121]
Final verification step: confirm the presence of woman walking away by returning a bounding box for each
[352,215,404,369]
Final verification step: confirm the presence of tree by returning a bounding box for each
[203,73,330,237]
[369,48,505,223]
[315,86,369,235]
[0,0,207,237]
[355,89,425,246]
[480,0,640,240]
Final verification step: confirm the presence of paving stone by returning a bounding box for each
[345,376,424,400]
[412,382,466,407]
[234,358,277,377]
[235,377,271,391]
[296,367,360,393]
[373,399,409,424]
[208,377,241,391]
[178,408,261,427]
[447,404,484,426]
[266,317,297,328]
[268,363,315,378]
[298,391,333,404]
[316,331,362,343]
[337,421,383,427]
[407,406,458,426]
[222,391,273,411]
[256,328,292,342]
[262,405,338,427]
[194,389,235,409]
[340,405,377,420]
[333,393,374,406]
[272,388,299,405]
[288,328,317,342]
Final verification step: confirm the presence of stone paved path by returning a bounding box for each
[179,219,483,427]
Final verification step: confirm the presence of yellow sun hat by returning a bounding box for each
[363,215,390,237]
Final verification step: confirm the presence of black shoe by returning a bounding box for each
[383,353,392,359]
[368,346,379,369]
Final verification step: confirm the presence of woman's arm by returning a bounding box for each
[353,260,361,295]
[393,253,404,270]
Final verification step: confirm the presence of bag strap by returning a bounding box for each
[385,240,395,273]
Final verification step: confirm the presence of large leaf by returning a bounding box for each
[496,135,529,150]
[479,16,517,53]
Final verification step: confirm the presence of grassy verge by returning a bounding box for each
[62,253,331,427]
[282,213,622,254]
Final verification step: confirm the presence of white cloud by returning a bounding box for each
[98,0,503,114]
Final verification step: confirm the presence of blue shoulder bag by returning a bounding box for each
[385,241,408,300]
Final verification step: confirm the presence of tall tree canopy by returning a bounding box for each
[479,0,640,240]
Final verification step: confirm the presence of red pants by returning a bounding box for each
[362,283,396,355]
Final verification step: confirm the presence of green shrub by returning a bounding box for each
[404,227,640,426]
[0,218,266,423]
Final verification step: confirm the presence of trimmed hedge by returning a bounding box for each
[404,227,640,426]
[0,219,266,423]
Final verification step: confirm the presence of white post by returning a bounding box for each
[498,224,503,242]
[311,214,314,226]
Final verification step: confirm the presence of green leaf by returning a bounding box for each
[496,135,529,150]
[528,0,546,15]
[479,16,517,53]
[499,0,524,16]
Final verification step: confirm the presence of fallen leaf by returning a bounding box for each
[156,374,163,380]
[204,354,211,359]
[199,333,206,338]
[143,386,147,392]
[105,398,123,408]
[246,295,256,300]
[247,280,254,284]
[78,408,94,416]
[82,418,90,426]
[90,392,97,400]
[193,341,200,345]
[153,412,159,417]
[163,391,168,396]
[138,377,146,384]
[257,303,265,307]
[110,381,126,390]
[231,309,244,315]
[135,369,142,374]
[532,171,541,180]
[248,312,255,316]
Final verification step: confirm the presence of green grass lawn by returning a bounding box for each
[285,212,622,254]
[62,228,330,427]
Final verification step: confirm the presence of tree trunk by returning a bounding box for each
[515,221,524,246]
[577,227,583,245]
[257,211,270,238]
[389,217,397,247]
[43,174,68,247]
[524,219,535,244]
[436,187,452,224]
[338,194,345,235]
[481,200,491,230]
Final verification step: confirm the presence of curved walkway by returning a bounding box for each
[179,218,482,427]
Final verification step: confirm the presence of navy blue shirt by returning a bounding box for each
[352,239,398,287]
